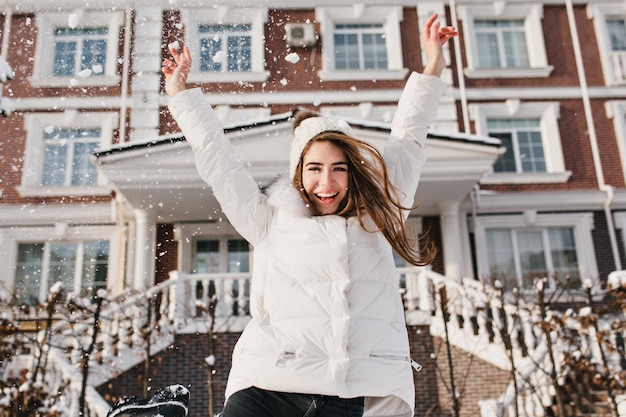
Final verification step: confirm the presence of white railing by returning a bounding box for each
[33,268,623,417]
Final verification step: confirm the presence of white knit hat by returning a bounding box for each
[289,116,353,180]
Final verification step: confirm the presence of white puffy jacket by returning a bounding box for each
[168,72,446,417]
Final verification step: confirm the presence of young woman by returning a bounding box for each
[162,14,457,417]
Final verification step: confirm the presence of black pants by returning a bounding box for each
[220,387,365,417]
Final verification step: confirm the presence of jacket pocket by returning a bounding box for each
[370,351,422,372]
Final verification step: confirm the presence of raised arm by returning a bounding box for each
[384,14,457,211]
[163,45,271,245]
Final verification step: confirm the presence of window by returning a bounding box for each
[53,27,108,77]
[198,24,252,73]
[19,112,118,197]
[334,23,388,70]
[475,20,528,69]
[30,11,123,87]
[42,128,101,186]
[316,6,407,81]
[458,4,553,79]
[469,100,570,184]
[588,5,626,85]
[182,8,269,83]
[489,119,545,173]
[475,212,597,294]
[194,237,250,316]
[15,240,109,305]
[486,228,579,291]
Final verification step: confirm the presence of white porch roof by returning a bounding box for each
[94,113,503,222]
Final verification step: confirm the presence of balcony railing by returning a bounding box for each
[28,268,623,417]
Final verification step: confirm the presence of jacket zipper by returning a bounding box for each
[370,353,422,372]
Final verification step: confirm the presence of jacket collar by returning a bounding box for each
[266,175,312,218]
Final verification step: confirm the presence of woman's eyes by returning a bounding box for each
[306,165,348,172]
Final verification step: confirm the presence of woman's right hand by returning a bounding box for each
[162,44,192,97]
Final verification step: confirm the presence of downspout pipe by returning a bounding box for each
[119,8,132,143]
[1,8,10,58]
[565,0,621,272]
[449,0,470,133]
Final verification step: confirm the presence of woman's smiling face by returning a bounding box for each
[301,141,349,215]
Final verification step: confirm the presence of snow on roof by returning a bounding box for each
[96,109,501,158]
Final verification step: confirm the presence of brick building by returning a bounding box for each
[1,0,625,416]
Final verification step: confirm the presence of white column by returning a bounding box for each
[133,208,156,290]
[438,200,464,280]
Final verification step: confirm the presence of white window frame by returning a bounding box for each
[2,224,121,303]
[30,11,123,88]
[182,7,269,84]
[458,3,553,79]
[588,4,626,86]
[606,100,626,184]
[474,211,598,292]
[18,111,118,197]
[174,222,249,274]
[612,212,626,260]
[316,5,408,81]
[470,100,571,184]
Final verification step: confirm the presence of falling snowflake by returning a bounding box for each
[285,52,300,64]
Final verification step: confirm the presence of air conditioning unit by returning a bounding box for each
[285,23,316,47]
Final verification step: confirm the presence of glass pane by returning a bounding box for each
[227,239,249,273]
[334,33,359,69]
[362,33,387,69]
[81,241,109,298]
[491,133,516,172]
[517,231,547,288]
[49,243,78,294]
[200,38,222,72]
[549,228,580,288]
[53,41,77,76]
[195,240,220,273]
[504,31,529,67]
[42,144,68,185]
[71,142,99,185]
[81,39,107,73]
[519,131,546,172]
[608,20,626,51]
[486,229,516,289]
[477,33,500,68]
[227,36,251,72]
[16,243,44,304]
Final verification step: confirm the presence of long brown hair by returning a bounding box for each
[292,110,436,266]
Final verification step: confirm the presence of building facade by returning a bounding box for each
[1,0,626,415]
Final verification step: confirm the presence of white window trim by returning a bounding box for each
[316,5,408,81]
[474,211,598,290]
[469,100,571,184]
[18,111,118,197]
[458,3,554,79]
[612,212,626,260]
[588,4,626,86]
[1,224,122,300]
[606,100,626,185]
[182,7,269,84]
[29,11,123,88]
